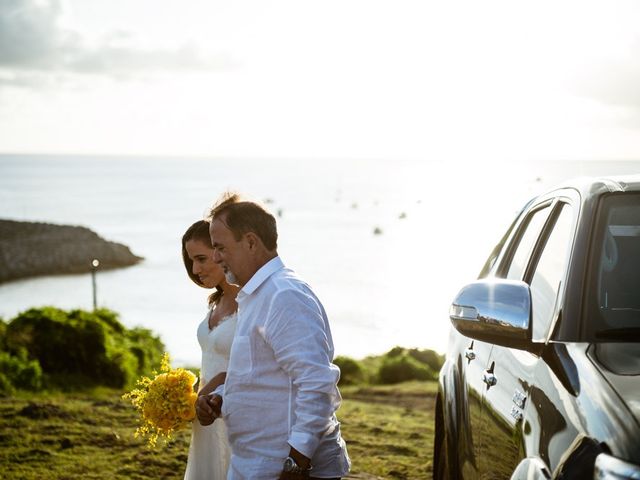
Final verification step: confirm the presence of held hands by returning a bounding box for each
[195,394,223,426]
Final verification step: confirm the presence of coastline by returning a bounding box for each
[0,219,143,284]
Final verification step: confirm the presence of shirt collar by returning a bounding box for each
[238,256,284,298]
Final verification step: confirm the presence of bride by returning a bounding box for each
[181,220,238,480]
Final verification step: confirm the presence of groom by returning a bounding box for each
[202,193,350,480]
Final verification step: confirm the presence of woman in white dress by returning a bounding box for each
[181,220,239,480]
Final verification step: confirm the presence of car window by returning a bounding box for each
[478,219,516,279]
[588,193,640,340]
[529,204,574,342]
[478,198,534,279]
[505,205,552,281]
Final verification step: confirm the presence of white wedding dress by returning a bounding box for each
[184,309,237,480]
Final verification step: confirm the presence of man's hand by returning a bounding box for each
[195,394,222,426]
[278,472,309,480]
[195,395,215,426]
[278,447,311,480]
[207,393,223,417]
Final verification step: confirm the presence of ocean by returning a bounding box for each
[1,155,638,365]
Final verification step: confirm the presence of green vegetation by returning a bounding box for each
[334,355,366,385]
[0,381,436,479]
[0,349,43,393]
[0,307,441,478]
[335,346,444,385]
[0,307,164,394]
[0,390,191,479]
[340,381,437,478]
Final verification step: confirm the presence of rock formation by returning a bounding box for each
[0,219,143,283]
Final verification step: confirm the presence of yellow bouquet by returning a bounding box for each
[123,353,198,447]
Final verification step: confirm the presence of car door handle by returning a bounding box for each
[483,371,497,388]
[465,341,475,364]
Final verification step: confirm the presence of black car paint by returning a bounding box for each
[434,177,640,479]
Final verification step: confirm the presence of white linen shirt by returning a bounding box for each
[220,256,350,479]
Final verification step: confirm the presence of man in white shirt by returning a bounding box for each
[201,192,350,480]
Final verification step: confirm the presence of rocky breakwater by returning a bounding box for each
[0,219,143,283]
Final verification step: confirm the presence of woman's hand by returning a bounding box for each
[195,394,216,426]
[194,372,226,425]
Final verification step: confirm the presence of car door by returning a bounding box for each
[459,337,494,479]
[481,199,577,478]
[460,200,553,477]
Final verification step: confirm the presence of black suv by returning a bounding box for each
[434,176,640,479]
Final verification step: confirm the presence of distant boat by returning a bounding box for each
[373,226,383,235]
[399,212,407,219]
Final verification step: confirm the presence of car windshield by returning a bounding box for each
[587,192,640,341]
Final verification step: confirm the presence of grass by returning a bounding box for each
[0,381,436,479]
[340,381,437,479]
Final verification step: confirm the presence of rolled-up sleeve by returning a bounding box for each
[263,289,341,459]
[211,384,225,398]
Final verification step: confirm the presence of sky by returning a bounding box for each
[1,0,640,161]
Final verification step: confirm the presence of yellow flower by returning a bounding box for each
[122,352,198,448]
[179,396,197,420]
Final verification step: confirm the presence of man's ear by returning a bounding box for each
[245,232,259,252]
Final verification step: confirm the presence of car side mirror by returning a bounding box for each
[449,279,534,351]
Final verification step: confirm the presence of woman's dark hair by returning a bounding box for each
[207,192,278,251]
[181,220,222,305]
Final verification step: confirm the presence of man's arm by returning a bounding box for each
[263,289,341,464]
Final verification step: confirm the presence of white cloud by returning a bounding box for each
[0,0,230,87]
[0,0,69,68]
[0,0,639,159]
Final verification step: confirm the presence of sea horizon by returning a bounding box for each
[1,154,639,365]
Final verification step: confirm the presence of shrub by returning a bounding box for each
[127,327,165,376]
[0,373,13,396]
[386,346,405,358]
[407,348,445,372]
[377,353,437,384]
[4,307,164,390]
[334,356,365,385]
[0,318,6,350]
[0,349,43,393]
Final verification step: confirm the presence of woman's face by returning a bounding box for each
[185,239,225,288]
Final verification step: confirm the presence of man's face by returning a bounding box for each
[209,216,247,286]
